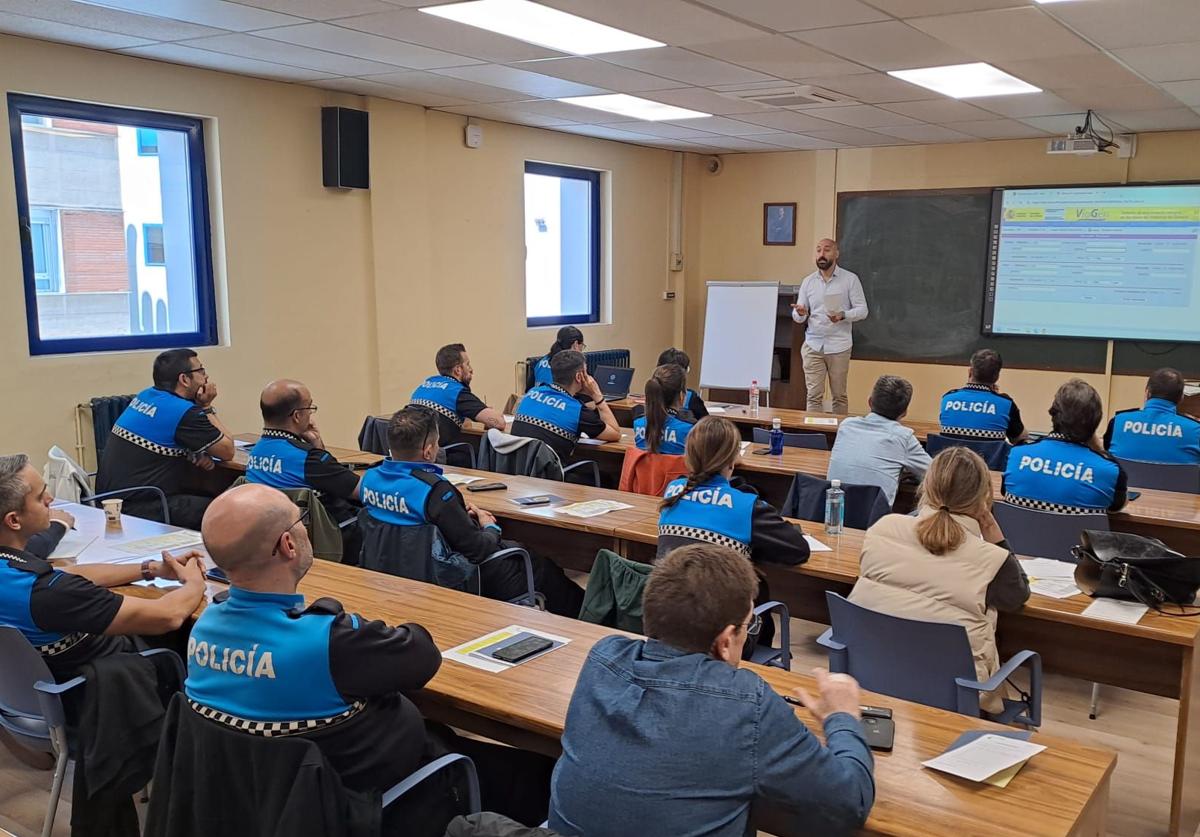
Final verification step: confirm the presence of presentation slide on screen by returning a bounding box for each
[983,185,1200,341]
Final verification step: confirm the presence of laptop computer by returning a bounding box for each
[596,365,635,401]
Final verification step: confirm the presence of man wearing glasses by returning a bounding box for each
[245,379,363,562]
[97,348,234,529]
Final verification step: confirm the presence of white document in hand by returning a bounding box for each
[823,291,845,315]
[922,734,1046,783]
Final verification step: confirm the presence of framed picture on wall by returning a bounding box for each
[763,202,796,246]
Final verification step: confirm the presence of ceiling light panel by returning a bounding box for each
[556,93,710,120]
[888,62,1040,98]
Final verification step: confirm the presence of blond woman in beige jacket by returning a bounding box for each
[849,446,1029,714]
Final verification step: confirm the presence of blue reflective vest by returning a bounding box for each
[658,475,755,554]
[633,412,694,455]
[939,385,1014,440]
[112,387,193,454]
[244,432,309,490]
[359,459,443,526]
[682,390,696,412]
[0,551,60,646]
[1004,437,1120,511]
[410,375,466,428]
[1108,398,1200,465]
[533,356,553,387]
[185,588,349,722]
[515,384,583,441]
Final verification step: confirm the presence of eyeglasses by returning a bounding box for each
[187,366,206,376]
[737,612,762,638]
[293,404,319,415]
[271,507,310,556]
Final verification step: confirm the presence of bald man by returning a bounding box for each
[790,238,868,414]
[245,379,363,560]
[185,484,441,794]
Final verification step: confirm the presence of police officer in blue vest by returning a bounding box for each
[531,326,586,389]
[245,379,364,561]
[97,349,235,529]
[359,407,584,617]
[0,454,206,680]
[512,350,621,462]
[1104,367,1200,465]
[410,343,506,464]
[657,347,709,420]
[632,364,696,456]
[939,349,1025,443]
[1003,379,1128,513]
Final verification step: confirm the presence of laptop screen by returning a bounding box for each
[596,366,634,396]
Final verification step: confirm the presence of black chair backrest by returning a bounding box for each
[926,433,1010,471]
[784,472,891,530]
[992,501,1110,561]
[358,415,390,455]
[1113,457,1200,494]
[357,513,478,592]
[750,427,828,451]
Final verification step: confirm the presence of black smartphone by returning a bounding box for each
[205,566,229,584]
[751,448,772,456]
[860,717,895,751]
[491,636,554,664]
[1127,490,1142,502]
[513,495,552,506]
[860,705,893,719]
[467,482,508,492]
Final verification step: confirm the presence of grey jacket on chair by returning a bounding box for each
[478,429,565,482]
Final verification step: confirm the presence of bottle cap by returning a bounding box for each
[772,418,781,429]
[830,479,841,488]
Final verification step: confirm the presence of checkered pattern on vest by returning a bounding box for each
[36,632,86,657]
[1002,493,1103,516]
[515,415,577,441]
[659,524,752,556]
[410,399,465,428]
[941,426,1007,441]
[113,424,186,457]
[187,698,366,737]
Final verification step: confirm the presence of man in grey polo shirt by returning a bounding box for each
[791,238,868,414]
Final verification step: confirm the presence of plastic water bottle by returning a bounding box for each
[769,417,784,455]
[825,479,845,535]
[749,380,760,417]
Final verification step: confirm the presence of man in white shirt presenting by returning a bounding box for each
[791,239,868,414]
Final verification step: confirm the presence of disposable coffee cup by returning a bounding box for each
[102,498,123,526]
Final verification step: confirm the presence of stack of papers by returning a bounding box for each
[804,417,838,426]
[1081,598,1149,625]
[444,473,482,487]
[923,733,1045,786]
[443,625,569,673]
[556,500,634,518]
[111,531,203,555]
[1020,557,1081,599]
[48,530,98,561]
[707,406,728,414]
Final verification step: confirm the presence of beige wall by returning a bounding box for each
[685,131,1200,428]
[0,34,677,467]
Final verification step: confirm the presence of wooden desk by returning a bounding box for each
[297,561,1113,837]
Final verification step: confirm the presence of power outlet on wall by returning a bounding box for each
[663,291,676,300]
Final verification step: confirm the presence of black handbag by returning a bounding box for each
[1072,530,1200,613]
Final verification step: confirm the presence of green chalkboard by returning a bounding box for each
[836,189,1108,373]
[1113,341,1200,377]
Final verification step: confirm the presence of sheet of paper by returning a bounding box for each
[739,441,751,453]
[133,577,183,589]
[803,417,838,426]
[1081,598,1149,625]
[922,734,1046,783]
[943,731,1033,788]
[707,406,727,414]
[444,473,482,486]
[823,291,845,313]
[1020,557,1076,580]
[443,625,570,673]
[48,530,98,561]
[575,437,606,446]
[1029,578,1082,599]
[557,500,634,518]
[234,439,253,449]
[1183,383,1200,397]
[111,531,203,555]
[803,534,832,553]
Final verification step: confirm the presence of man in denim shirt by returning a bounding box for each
[549,544,875,837]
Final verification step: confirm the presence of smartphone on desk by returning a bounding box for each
[785,697,894,751]
[513,495,552,506]
[467,482,507,492]
[205,566,229,584]
[491,636,554,664]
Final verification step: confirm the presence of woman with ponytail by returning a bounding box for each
[850,446,1029,713]
[530,326,585,388]
[633,364,694,455]
[657,417,809,566]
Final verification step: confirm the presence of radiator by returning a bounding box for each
[521,349,631,391]
[76,394,135,468]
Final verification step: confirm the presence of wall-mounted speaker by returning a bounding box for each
[321,106,369,190]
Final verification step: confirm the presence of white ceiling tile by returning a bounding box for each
[73,0,303,31]
[235,0,396,18]
[865,0,1032,17]
[332,9,563,63]
[312,76,476,106]
[376,0,461,5]
[1018,113,1129,134]
[362,69,529,102]
[0,0,227,40]
[254,22,482,69]
[908,7,1096,61]
[639,87,774,115]
[1161,80,1200,107]
[670,115,775,136]
[538,0,764,46]
[179,33,403,74]
[600,47,777,87]
[801,125,902,145]
[731,109,847,132]
[693,0,890,32]
[966,90,1079,118]
[0,10,151,48]
[598,121,719,139]
[995,54,1145,90]
[799,72,932,103]
[1099,108,1200,132]
[1050,83,1182,113]
[686,36,864,79]
[510,57,680,92]
[880,98,997,122]
[432,64,604,98]
[555,124,661,143]
[480,96,638,122]
[877,123,979,143]
[1041,0,1200,50]
[435,102,579,127]
[704,135,800,151]
[1112,43,1200,83]
[747,132,846,149]
[941,118,1053,139]
[800,104,921,128]
[791,21,972,71]
[120,42,332,81]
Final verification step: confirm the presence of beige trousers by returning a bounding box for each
[802,343,851,414]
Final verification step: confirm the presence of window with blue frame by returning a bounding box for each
[523,161,601,327]
[8,94,217,355]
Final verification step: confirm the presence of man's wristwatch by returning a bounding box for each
[140,560,155,582]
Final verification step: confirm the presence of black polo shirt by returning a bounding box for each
[97,397,223,497]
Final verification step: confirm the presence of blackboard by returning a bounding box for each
[1114,341,1200,377]
[836,190,1108,373]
